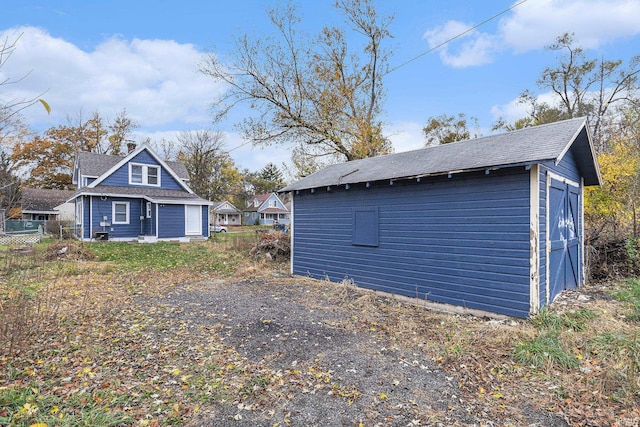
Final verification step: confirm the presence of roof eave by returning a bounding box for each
[283,160,544,193]
[22,210,58,214]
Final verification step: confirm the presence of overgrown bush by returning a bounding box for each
[587,237,640,280]
[250,230,290,260]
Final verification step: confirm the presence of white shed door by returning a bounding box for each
[185,205,201,235]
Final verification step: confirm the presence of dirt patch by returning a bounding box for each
[144,278,568,426]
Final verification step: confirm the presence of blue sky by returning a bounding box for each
[1,0,639,174]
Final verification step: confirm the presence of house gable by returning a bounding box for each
[257,193,287,212]
[97,150,185,191]
[212,201,240,214]
[87,143,193,193]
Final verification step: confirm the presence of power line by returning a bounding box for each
[222,0,529,157]
[226,138,254,153]
[386,0,529,75]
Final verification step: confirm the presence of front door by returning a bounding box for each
[185,205,201,235]
[549,177,581,301]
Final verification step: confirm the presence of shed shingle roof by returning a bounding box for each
[281,117,601,192]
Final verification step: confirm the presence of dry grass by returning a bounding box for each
[287,275,640,425]
[2,239,639,426]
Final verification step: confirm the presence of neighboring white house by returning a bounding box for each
[21,188,76,221]
[211,201,242,226]
[54,201,76,221]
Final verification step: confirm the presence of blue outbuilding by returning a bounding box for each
[281,118,602,318]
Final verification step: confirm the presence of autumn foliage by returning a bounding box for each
[585,109,640,278]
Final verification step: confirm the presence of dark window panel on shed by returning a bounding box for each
[352,208,379,247]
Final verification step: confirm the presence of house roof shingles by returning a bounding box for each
[22,188,75,213]
[77,151,189,180]
[74,185,206,204]
[281,117,601,192]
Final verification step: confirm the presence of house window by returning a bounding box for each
[147,167,158,185]
[76,199,83,225]
[146,202,152,218]
[352,208,379,247]
[131,165,143,183]
[129,163,161,186]
[269,200,277,207]
[113,201,130,224]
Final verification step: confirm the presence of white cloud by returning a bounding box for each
[386,121,425,153]
[500,0,640,52]
[423,0,640,68]
[491,98,527,124]
[490,91,562,124]
[0,26,224,129]
[423,20,500,68]
[0,26,294,172]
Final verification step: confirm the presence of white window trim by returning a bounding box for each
[76,199,83,226]
[112,201,130,224]
[128,163,161,187]
[146,202,152,218]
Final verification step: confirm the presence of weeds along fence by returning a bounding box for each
[0,245,65,355]
[209,232,260,252]
[209,231,260,253]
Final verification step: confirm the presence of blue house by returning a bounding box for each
[69,143,212,242]
[244,192,291,226]
[281,118,602,318]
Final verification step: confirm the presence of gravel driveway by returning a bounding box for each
[141,276,567,427]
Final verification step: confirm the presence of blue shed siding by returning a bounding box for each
[293,168,532,318]
[538,168,548,308]
[158,204,186,238]
[99,150,184,190]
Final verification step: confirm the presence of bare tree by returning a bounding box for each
[176,130,241,201]
[200,0,393,172]
[107,109,139,155]
[0,34,49,128]
[505,33,640,151]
